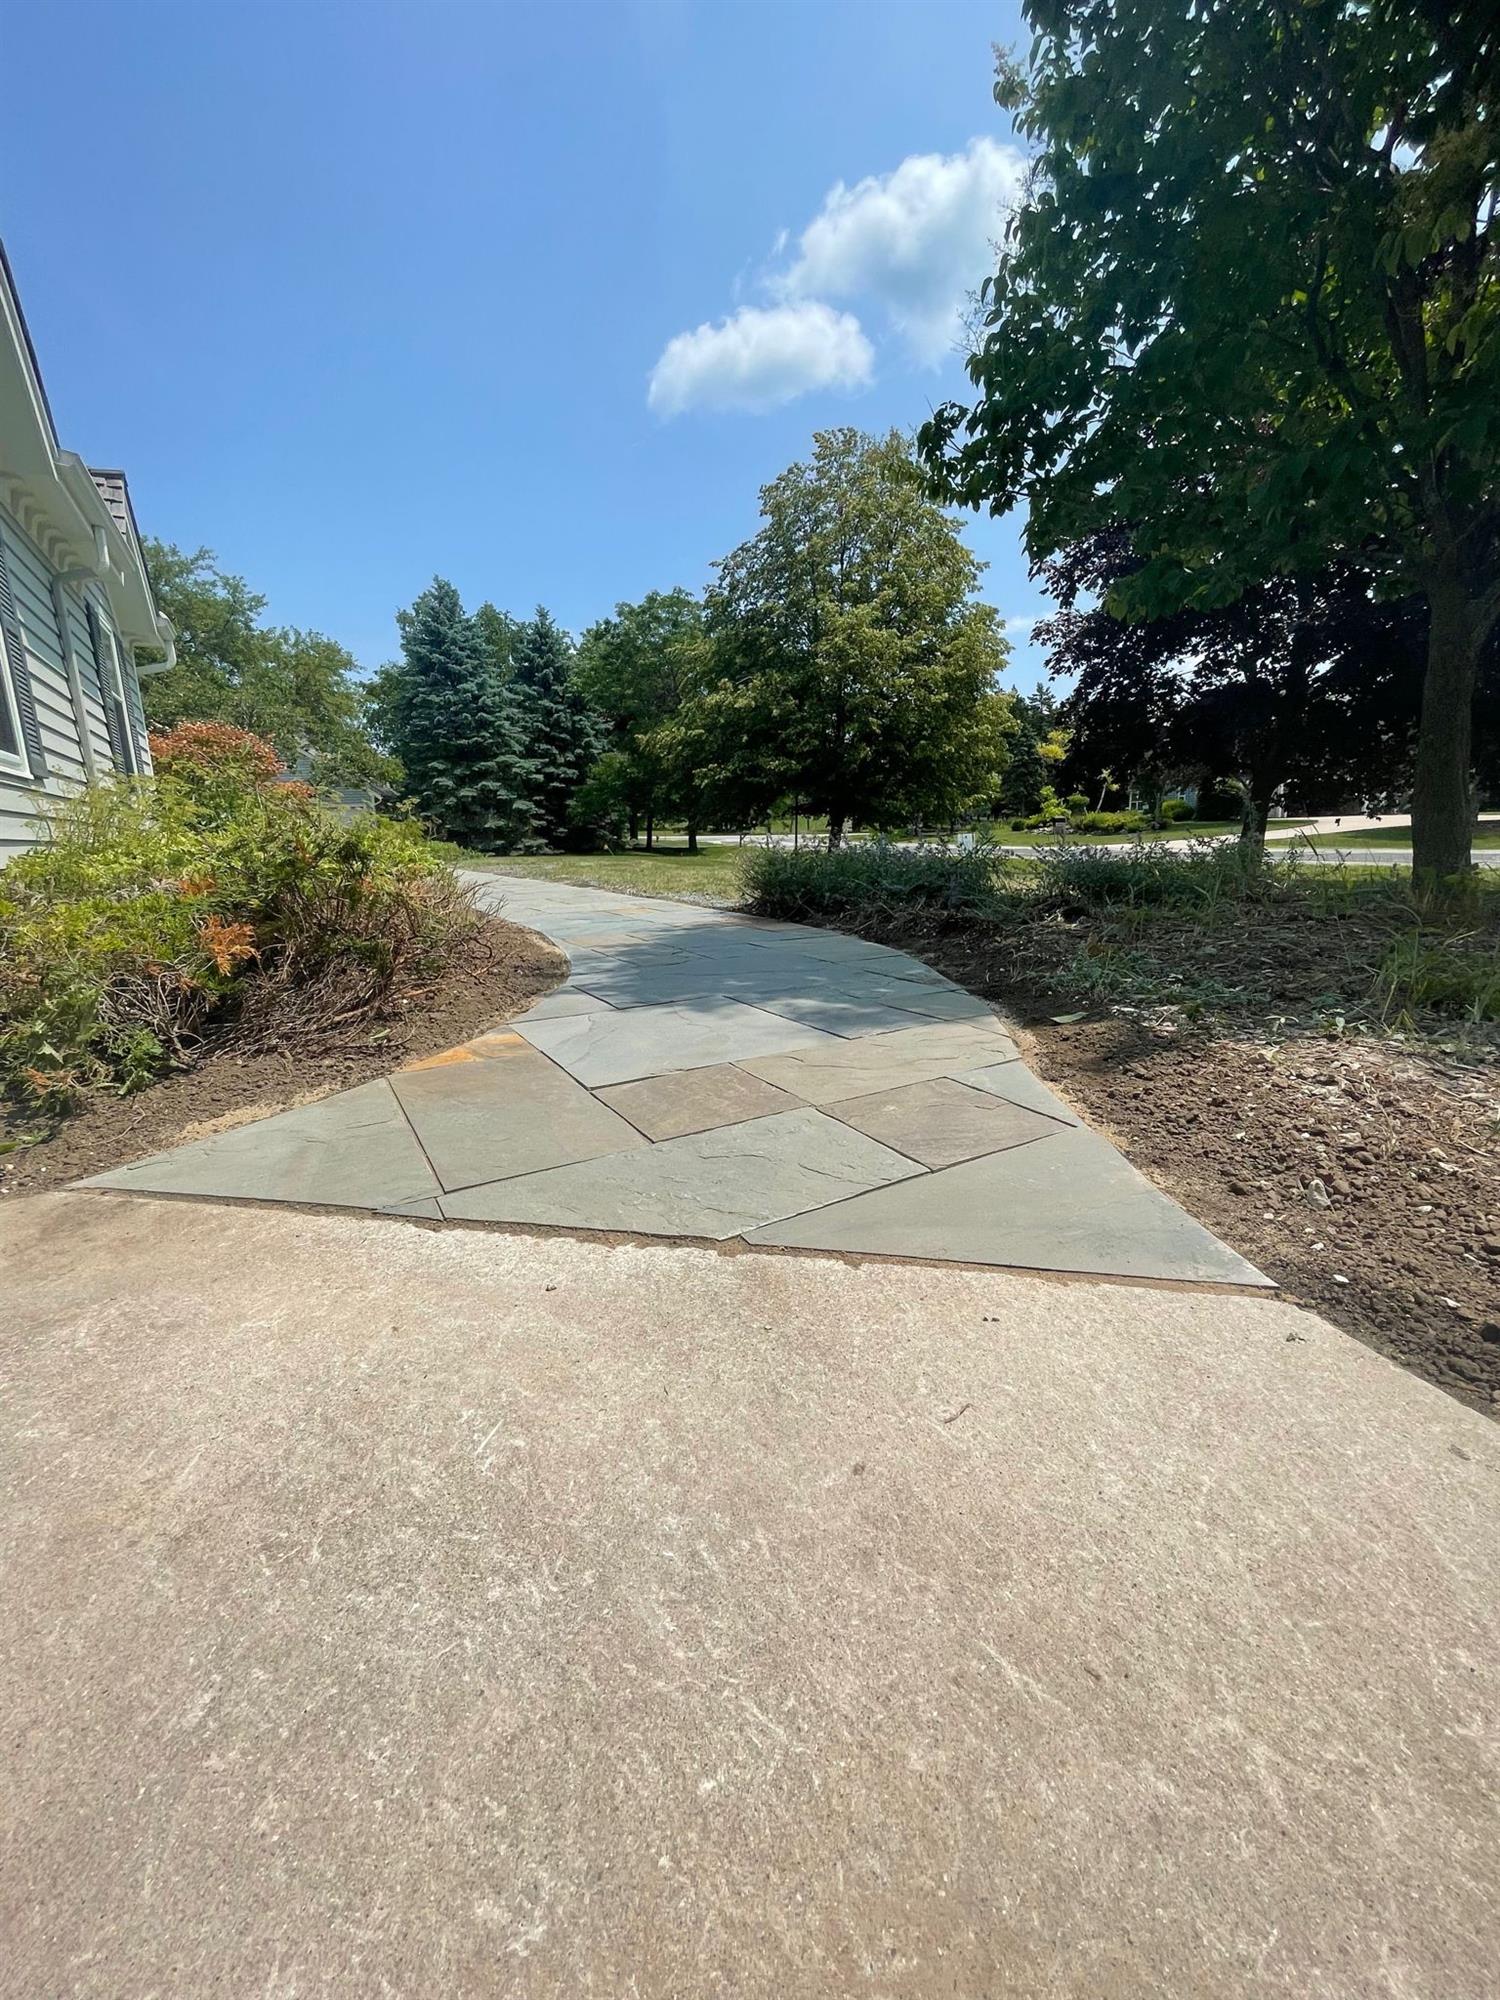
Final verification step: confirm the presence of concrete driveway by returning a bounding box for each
[2,1191,1497,1997]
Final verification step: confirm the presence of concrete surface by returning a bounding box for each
[81,878,1269,1287]
[2,1190,1496,1998]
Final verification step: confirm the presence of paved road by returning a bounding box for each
[83,878,1265,1286]
[3,1190,1496,1997]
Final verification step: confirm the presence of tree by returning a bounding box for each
[382,578,536,850]
[701,428,1013,847]
[142,541,393,789]
[920,11,1499,880]
[1040,530,1437,845]
[574,588,713,849]
[472,602,520,683]
[998,688,1070,817]
[510,607,604,849]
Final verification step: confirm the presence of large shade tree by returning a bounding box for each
[700,428,1013,846]
[920,4,1498,879]
[1039,529,1446,843]
[574,588,712,848]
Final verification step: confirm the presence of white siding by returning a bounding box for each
[0,502,152,861]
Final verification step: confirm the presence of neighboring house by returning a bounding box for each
[0,240,175,861]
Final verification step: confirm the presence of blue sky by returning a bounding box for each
[0,0,1049,689]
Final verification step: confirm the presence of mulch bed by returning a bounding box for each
[802,906,1499,1416]
[0,915,563,1202]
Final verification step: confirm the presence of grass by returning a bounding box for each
[459,842,748,902]
[996,818,1264,845]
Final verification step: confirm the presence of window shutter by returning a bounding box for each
[86,598,130,773]
[0,527,48,779]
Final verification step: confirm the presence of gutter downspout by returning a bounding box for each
[50,564,99,782]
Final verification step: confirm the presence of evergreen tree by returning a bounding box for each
[511,606,604,848]
[385,578,536,851]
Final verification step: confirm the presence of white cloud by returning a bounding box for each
[647,302,874,417]
[779,137,1024,363]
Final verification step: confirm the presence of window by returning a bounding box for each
[87,600,137,775]
[0,631,23,770]
[0,530,35,776]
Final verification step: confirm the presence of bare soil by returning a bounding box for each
[0,916,563,1201]
[812,907,1500,1415]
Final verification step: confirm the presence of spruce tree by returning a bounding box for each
[390,578,537,851]
[511,606,604,849]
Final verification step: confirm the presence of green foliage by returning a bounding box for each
[698,429,1015,843]
[1160,798,1194,822]
[510,607,605,849]
[741,839,1012,922]
[921,9,1500,878]
[574,588,713,843]
[0,752,474,1114]
[141,541,397,792]
[381,578,538,851]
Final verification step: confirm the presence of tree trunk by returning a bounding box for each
[686,822,699,855]
[1410,573,1481,883]
[645,810,654,851]
[827,814,845,852]
[1238,787,1271,857]
[628,807,638,844]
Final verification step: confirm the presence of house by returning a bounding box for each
[0,239,175,861]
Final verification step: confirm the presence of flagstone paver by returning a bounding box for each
[750,1124,1268,1284]
[595,1063,805,1142]
[78,874,1271,1286]
[821,1075,1064,1169]
[389,1037,645,1190]
[516,995,844,1087]
[84,1079,439,1211]
[439,1107,923,1237]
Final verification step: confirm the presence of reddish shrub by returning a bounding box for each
[148,722,283,789]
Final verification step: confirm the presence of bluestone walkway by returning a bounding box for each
[84,875,1268,1287]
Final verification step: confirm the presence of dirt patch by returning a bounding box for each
[795,906,1499,1415]
[0,915,563,1200]
[1023,1022,1499,1413]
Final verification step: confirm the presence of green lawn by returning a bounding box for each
[1298,822,1500,850]
[462,844,749,901]
[996,818,1308,845]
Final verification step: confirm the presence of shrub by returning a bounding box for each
[742,839,1011,922]
[1064,793,1090,815]
[1160,797,1194,821]
[1073,809,1149,833]
[0,741,481,1113]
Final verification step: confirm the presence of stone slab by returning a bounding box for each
[744,991,941,1039]
[738,1018,1020,1105]
[439,1108,924,1238]
[822,1075,1067,1169]
[595,1064,807,1141]
[956,1060,1080,1126]
[749,1125,1273,1285]
[81,1080,440,1211]
[517,1000,845,1089]
[391,1039,645,1190]
[511,988,617,1022]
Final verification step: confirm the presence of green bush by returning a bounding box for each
[742,839,1011,921]
[1160,797,1194,821]
[1073,809,1149,833]
[0,739,480,1114]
